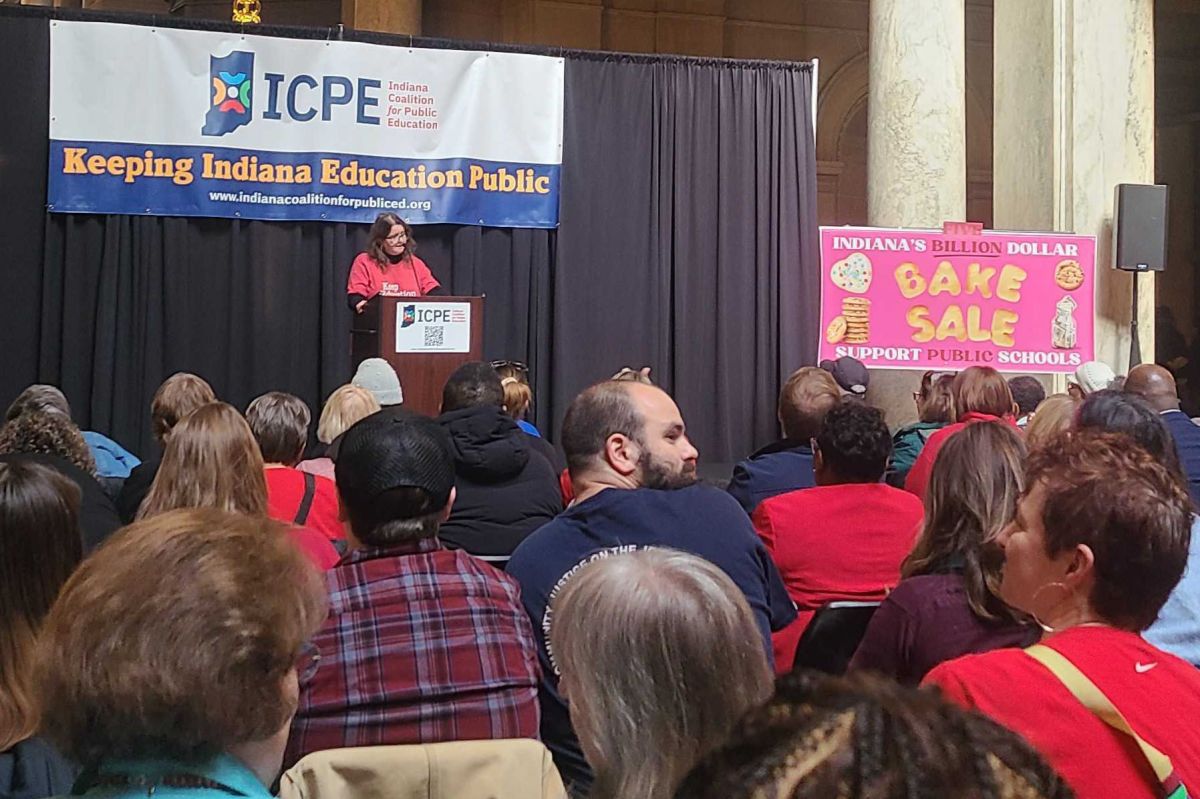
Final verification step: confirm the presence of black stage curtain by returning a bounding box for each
[0,8,817,462]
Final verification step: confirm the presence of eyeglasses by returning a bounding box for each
[490,359,529,376]
[295,641,321,685]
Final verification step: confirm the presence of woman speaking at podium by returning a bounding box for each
[347,213,443,313]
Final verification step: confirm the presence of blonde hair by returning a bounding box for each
[1023,394,1079,451]
[550,549,772,799]
[496,365,533,420]
[316,385,380,445]
[138,402,267,520]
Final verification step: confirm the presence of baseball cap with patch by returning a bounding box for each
[335,413,455,519]
[819,356,870,397]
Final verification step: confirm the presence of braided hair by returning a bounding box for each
[674,671,1074,799]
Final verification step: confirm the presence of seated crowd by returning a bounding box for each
[4,356,1200,799]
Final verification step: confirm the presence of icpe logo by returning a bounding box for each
[401,305,417,328]
[202,51,254,136]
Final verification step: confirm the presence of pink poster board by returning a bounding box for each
[818,224,1096,373]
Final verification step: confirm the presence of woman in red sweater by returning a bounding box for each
[904,366,1019,499]
[346,213,441,312]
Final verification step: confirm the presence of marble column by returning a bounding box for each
[993,0,1155,374]
[866,0,967,427]
[342,0,420,35]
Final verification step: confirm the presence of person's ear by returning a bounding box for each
[604,432,640,477]
[1062,543,1095,590]
[440,486,457,522]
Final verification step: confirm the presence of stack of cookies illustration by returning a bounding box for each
[825,252,873,344]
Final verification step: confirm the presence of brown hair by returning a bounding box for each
[1025,431,1193,631]
[550,549,772,799]
[0,411,96,474]
[903,422,1027,625]
[38,508,327,765]
[5,384,71,421]
[316,385,380,445]
[0,462,81,750]
[917,371,956,424]
[778,367,841,441]
[496,364,534,420]
[138,402,267,520]
[674,670,1074,799]
[367,213,416,269]
[1023,394,1079,451]
[951,366,1015,421]
[246,392,311,466]
[151,372,216,445]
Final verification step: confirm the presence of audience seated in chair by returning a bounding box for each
[297,384,380,481]
[5,384,140,480]
[0,409,120,552]
[0,462,82,799]
[851,422,1039,685]
[924,431,1200,797]
[549,549,772,799]
[886,370,954,488]
[279,739,567,799]
[285,413,540,768]
[506,379,794,795]
[136,402,338,570]
[753,400,923,672]
[1073,389,1200,666]
[1125,363,1200,506]
[727,367,840,514]
[116,372,215,522]
[675,670,1073,799]
[37,509,328,799]
[436,362,563,566]
[904,366,1019,500]
[793,600,881,676]
[247,392,344,549]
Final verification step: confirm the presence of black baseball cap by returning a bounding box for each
[819,356,870,397]
[335,413,456,518]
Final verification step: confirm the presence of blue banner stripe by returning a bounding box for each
[48,140,560,228]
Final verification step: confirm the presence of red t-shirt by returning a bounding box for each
[925,626,1200,799]
[287,526,341,572]
[346,251,439,300]
[265,467,345,545]
[753,482,923,671]
[903,413,1016,499]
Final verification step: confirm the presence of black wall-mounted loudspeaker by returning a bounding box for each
[1113,183,1169,272]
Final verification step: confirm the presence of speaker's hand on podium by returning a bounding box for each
[355,300,368,314]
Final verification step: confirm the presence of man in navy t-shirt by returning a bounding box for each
[506,380,796,795]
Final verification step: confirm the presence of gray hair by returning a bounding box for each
[549,549,772,799]
[6,385,71,422]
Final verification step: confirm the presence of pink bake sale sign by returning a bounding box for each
[818,223,1096,373]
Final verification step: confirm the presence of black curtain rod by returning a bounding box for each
[0,4,813,72]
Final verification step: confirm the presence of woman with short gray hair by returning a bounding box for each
[549,548,772,799]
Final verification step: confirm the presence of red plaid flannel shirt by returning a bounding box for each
[284,538,541,767]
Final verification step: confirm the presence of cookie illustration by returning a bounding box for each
[841,297,870,343]
[826,316,848,344]
[830,252,873,294]
[1055,259,1085,291]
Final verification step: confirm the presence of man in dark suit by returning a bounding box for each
[1126,363,1200,505]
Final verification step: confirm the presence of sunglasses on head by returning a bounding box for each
[491,359,528,375]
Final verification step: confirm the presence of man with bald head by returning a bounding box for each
[505,380,795,794]
[1126,363,1200,504]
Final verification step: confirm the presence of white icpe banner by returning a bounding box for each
[395,302,472,353]
[48,20,564,227]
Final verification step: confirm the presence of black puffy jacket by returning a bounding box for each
[436,406,563,565]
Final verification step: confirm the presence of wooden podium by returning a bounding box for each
[351,295,485,417]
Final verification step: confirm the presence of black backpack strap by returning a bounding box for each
[294,471,316,526]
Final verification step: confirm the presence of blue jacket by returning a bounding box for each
[1161,410,1200,507]
[726,439,816,515]
[1145,515,1200,666]
[82,431,141,479]
[63,753,272,798]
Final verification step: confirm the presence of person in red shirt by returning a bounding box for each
[904,365,1019,499]
[924,431,1200,799]
[753,401,924,671]
[137,402,339,571]
[346,213,441,312]
[246,391,345,550]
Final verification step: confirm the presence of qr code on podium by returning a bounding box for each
[424,326,445,348]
